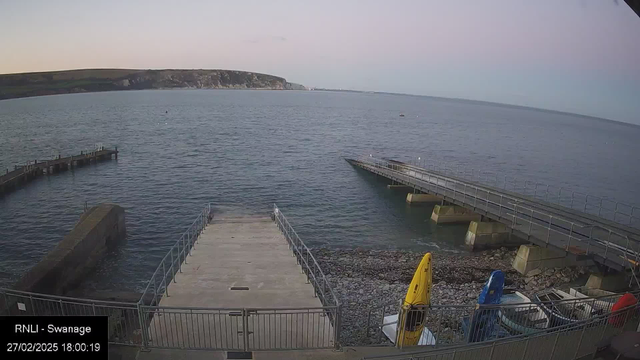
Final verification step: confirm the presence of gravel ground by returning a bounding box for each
[313,247,589,346]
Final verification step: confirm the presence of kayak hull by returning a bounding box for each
[397,253,432,346]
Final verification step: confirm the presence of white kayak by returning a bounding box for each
[381,314,436,346]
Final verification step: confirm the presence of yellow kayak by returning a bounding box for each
[397,252,432,347]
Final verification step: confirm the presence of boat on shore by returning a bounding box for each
[569,287,621,314]
[464,270,508,343]
[382,313,436,345]
[535,288,596,326]
[498,291,550,334]
[382,253,434,346]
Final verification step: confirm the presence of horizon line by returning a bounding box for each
[1,67,635,127]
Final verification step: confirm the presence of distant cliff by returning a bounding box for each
[0,69,306,100]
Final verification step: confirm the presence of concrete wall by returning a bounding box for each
[13,204,126,295]
[430,205,481,224]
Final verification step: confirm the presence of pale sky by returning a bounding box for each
[1,0,639,124]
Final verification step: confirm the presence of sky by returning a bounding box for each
[1,0,639,124]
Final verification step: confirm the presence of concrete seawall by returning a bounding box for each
[13,204,126,295]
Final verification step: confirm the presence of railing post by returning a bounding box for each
[29,294,35,315]
[528,209,534,235]
[171,250,176,281]
[586,226,594,255]
[163,261,169,297]
[518,338,531,360]
[183,236,188,264]
[137,302,149,349]
[153,275,158,305]
[584,194,588,212]
[395,299,405,349]
[598,198,603,216]
[545,184,550,200]
[573,321,588,359]
[177,237,182,273]
[567,223,574,250]
[334,305,342,350]
[547,215,552,244]
[488,341,496,360]
[604,230,612,259]
[242,309,249,351]
[571,191,575,208]
[474,187,478,207]
[549,331,560,360]
[463,183,467,203]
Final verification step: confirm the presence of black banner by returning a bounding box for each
[0,316,108,359]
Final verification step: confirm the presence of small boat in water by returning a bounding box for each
[498,291,550,334]
[535,289,596,327]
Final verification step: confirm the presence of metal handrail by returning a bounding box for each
[138,203,211,306]
[353,156,640,270]
[272,204,340,308]
[1,287,138,306]
[395,155,640,228]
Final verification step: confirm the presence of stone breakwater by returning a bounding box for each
[313,247,588,346]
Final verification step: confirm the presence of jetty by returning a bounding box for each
[346,156,640,276]
[0,146,118,196]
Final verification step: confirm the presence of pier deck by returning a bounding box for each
[145,214,334,351]
[347,156,640,272]
[0,148,118,196]
[159,215,321,308]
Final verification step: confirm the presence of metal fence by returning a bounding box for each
[365,290,638,350]
[140,305,339,350]
[362,301,640,360]
[393,155,640,228]
[139,204,211,307]
[0,288,142,346]
[352,156,640,272]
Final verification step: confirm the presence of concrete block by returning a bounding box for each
[406,193,441,204]
[512,244,578,275]
[464,221,524,250]
[585,272,628,292]
[430,205,481,224]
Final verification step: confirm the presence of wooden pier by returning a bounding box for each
[0,147,118,196]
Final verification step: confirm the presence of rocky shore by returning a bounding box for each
[313,247,588,346]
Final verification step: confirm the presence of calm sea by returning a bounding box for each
[1,89,639,291]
